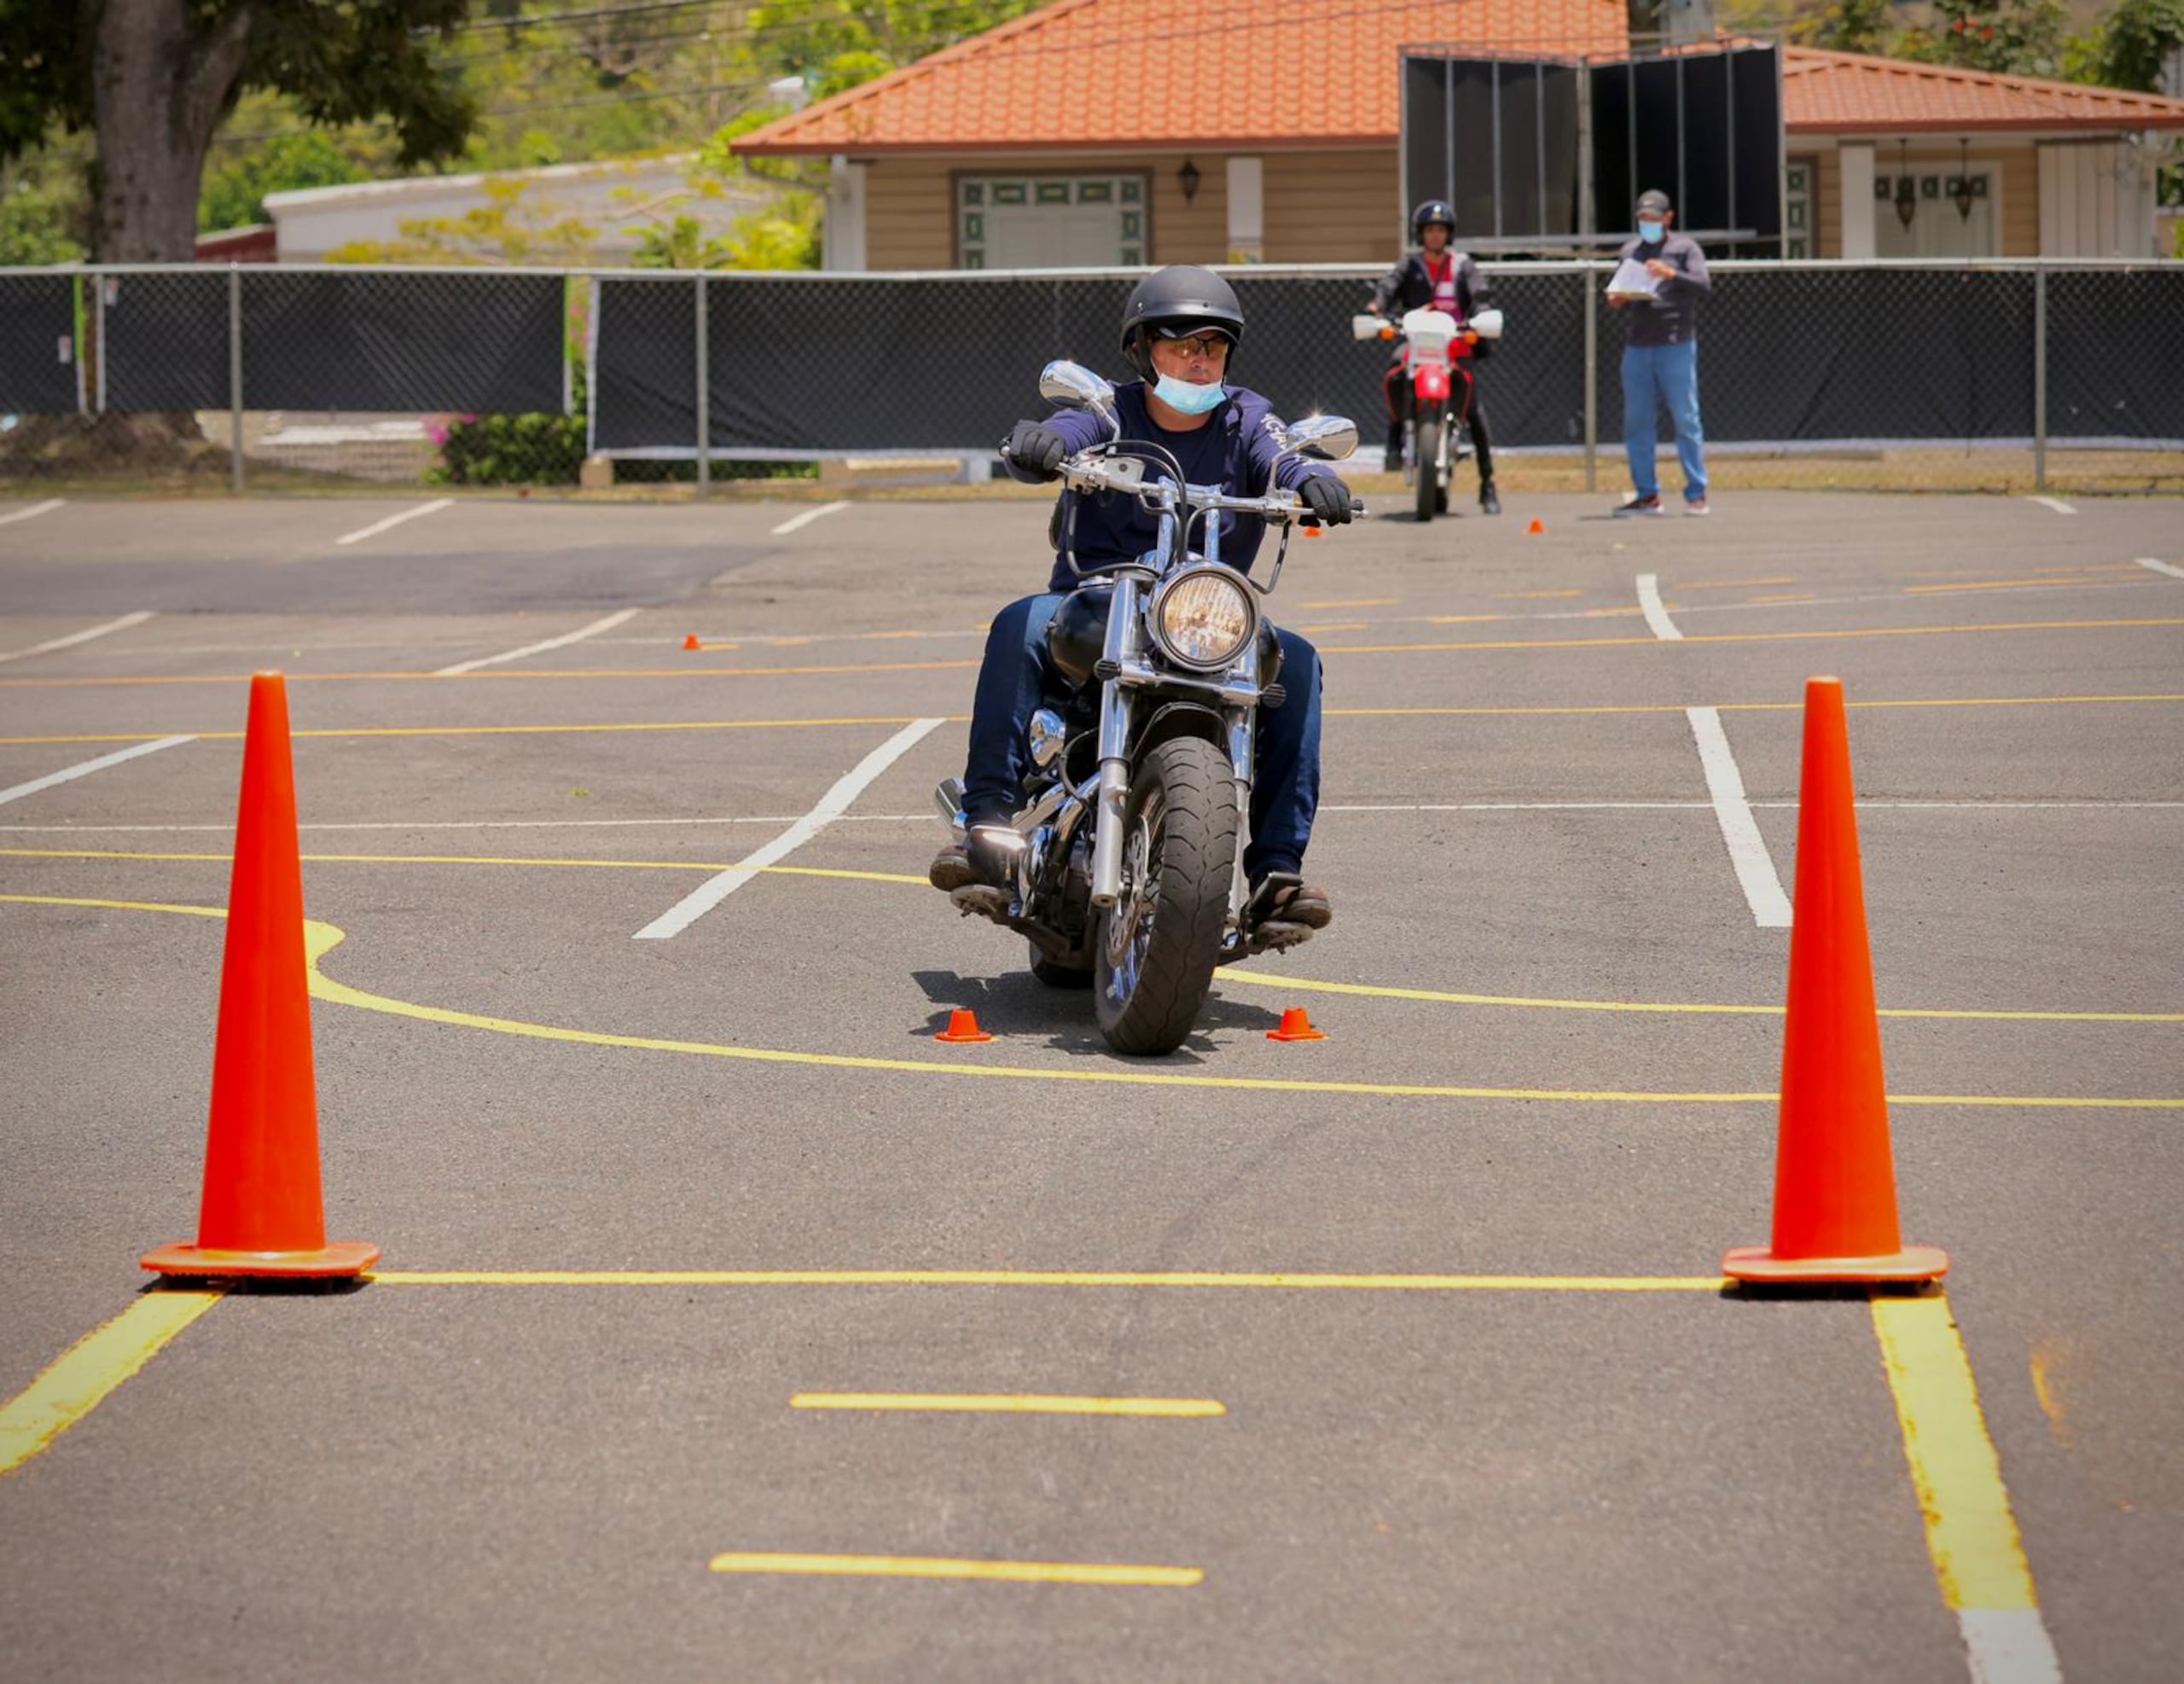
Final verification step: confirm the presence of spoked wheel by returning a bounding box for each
[1413,411,1443,522]
[1093,736,1240,1056]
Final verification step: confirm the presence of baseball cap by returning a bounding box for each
[1636,189,1672,215]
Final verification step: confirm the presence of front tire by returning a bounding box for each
[1093,735,1240,1055]
[1413,410,1443,522]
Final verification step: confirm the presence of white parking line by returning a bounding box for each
[1635,575,1683,642]
[2026,496,2076,515]
[770,501,849,537]
[334,498,452,547]
[0,736,195,809]
[434,608,642,676]
[1685,707,1793,928]
[632,717,945,938]
[2135,556,2184,581]
[0,611,154,667]
[0,498,65,529]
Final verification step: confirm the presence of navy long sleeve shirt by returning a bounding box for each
[1007,382,1337,592]
[1617,231,1711,347]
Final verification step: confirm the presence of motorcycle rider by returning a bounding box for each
[1368,198,1501,515]
[930,264,1355,935]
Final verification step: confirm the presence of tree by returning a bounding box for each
[2083,0,2184,91]
[199,130,363,231]
[0,0,478,262]
[1896,0,2070,79]
[0,176,84,264]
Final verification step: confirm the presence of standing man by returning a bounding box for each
[1609,189,1711,516]
[1368,198,1501,515]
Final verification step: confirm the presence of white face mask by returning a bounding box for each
[1152,373,1227,415]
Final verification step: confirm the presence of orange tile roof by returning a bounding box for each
[734,0,1630,155]
[733,2,2184,157]
[1781,47,2184,132]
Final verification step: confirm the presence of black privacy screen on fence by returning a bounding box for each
[1590,46,1782,240]
[2046,269,2184,441]
[1401,55,1583,241]
[592,270,1594,456]
[99,270,564,414]
[0,274,79,414]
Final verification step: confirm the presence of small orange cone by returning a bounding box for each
[683,633,703,651]
[1525,517,1546,535]
[935,1008,994,1044]
[1266,1007,1326,1042]
[1723,677,1948,1286]
[142,674,380,1280]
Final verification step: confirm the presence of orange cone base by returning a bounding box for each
[1722,1243,1949,1286]
[1266,1008,1326,1042]
[934,1009,993,1044]
[140,1240,381,1280]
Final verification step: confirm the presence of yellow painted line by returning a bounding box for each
[1211,966,2183,1024]
[1872,1293,2042,1612]
[6,895,2180,1106]
[707,1551,1202,1588]
[1298,621,1368,633]
[1495,589,1583,600]
[1300,596,1397,607]
[9,692,2178,747]
[0,659,984,690]
[790,1392,1227,1416]
[1907,578,2124,594]
[9,895,2175,1105]
[0,1291,224,1476]
[371,1269,1729,1289]
[1319,617,2184,658]
[1425,613,1507,625]
[1749,594,1817,605]
[1676,576,1798,590]
[0,847,927,886]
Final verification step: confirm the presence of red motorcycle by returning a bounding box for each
[1355,305,1503,522]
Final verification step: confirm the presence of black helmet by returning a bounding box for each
[1119,264,1244,381]
[1412,199,1456,241]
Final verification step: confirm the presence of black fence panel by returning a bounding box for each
[102,270,229,412]
[241,271,566,413]
[1598,266,2036,443]
[0,275,79,414]
[591,279,696,452]
[2046,270,2184,441]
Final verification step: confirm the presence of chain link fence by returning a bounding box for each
[2,261,2178,496]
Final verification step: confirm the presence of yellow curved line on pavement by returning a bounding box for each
[2,894,2177,1109]
[11,854,2172,1022]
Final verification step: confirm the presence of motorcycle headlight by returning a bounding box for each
[1151,567,1257,671]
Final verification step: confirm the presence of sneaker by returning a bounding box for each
[1684,495,1711,516]
[1478,482,1502,516]
[1613,494,1665,518]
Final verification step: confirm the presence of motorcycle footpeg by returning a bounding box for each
[1241,920,1316,956]
[949,884,1014,926]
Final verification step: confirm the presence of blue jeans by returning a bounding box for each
[961,591,1322,880]
[1622,340,1707,502]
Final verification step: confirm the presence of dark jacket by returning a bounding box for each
[1006,382,1337,592]
[1370,250,1495,360]
[1616,231,1711,346]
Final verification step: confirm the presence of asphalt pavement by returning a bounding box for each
[2,485,2180,1681]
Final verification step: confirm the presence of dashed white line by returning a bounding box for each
[770,501,849,537]
[0,611,155,666]
[1635,574,1683,642]
[1957,1609,2064,1684]
[0,737,195,809]
[2026,496,2076,515]
[2135,556,2184,581]
[1685,707,1793,928]
[632,717,944,938]
[434,608,642,677]
[0,498,65,529]
[334,498,452,547]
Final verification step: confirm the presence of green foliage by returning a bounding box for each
[430,409,587,485]
[0,175,83,264]
[1895,0,2070,78]
[2079,0,2184,91]
[1811,0,1896,55]
[198,131,363,230]
[325,177,601,265]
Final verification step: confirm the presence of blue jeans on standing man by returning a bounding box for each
[1622,340,1707,503]
[961,591,1323,882]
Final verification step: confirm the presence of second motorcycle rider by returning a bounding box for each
[930,264,1355,937]
[1369,198,1501,516]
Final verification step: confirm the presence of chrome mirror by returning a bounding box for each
[1279,414,1359,462]
[1039,360,1118,434]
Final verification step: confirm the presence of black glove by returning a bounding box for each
[1298,473,1354,526]
[1002,420,1066,480]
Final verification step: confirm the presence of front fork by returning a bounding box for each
[1088,573,1142,907]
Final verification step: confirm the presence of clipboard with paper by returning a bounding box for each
[1606,257,1661,302]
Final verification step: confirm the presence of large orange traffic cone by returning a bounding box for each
[1723,677,1946,1286]
[142,673,380,1280]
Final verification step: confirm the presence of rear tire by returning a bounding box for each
[1030,942,1094,989]
[1413,412,1442,522]
[1093,735,1240,1056]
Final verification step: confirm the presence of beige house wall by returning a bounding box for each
[866,139,2052,269]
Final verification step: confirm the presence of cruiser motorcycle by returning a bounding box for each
[935,361,1363,1056]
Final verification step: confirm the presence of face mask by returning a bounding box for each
[1638,220,1665,243]
[1153,373,1227,415]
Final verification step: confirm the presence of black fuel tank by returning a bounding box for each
[1045,586,1114,688]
